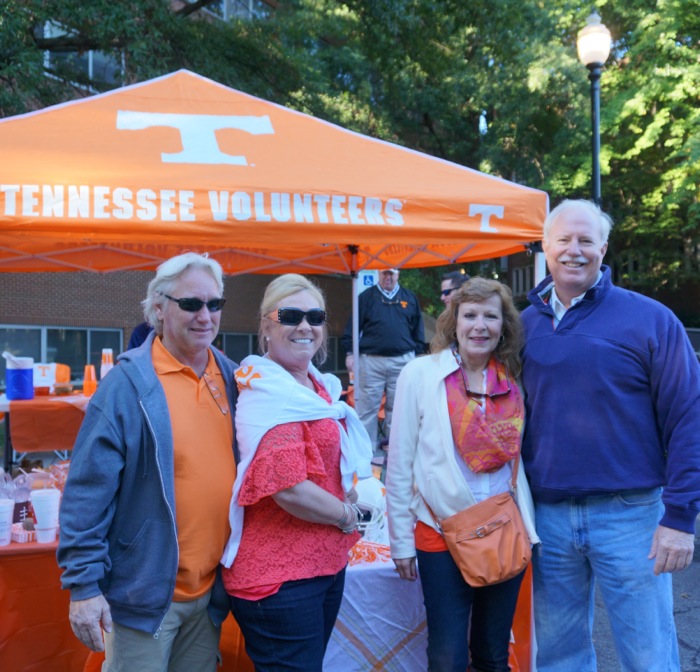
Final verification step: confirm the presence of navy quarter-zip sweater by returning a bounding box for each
[521,266,700,533]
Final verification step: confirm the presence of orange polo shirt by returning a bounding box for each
[152,337,235,601]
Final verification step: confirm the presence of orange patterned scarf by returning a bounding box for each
[445,354,524,473]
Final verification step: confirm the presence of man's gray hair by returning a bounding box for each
[543,199,613,244]
[142,252,224,336]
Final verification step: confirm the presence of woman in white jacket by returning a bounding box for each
[386,277,539,672]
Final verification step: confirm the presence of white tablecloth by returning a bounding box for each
[324,544,428,671]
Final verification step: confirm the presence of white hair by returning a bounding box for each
[543,199,613,244]
[142,253,224,336]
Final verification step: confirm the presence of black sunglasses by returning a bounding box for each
[441,288,455,297]
[164,294,226,313]
[271,308,327,326]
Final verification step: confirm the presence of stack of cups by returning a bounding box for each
[0,499,14,546]
[30,488,62,543]
[100,348,114,380]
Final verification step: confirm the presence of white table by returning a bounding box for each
[324,544,428,671]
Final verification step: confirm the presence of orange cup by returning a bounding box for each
[83,364,97,397]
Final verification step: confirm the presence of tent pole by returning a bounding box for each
[534,250,547,284]
[350,246,360,405]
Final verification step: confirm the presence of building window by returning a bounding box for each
[0,326,122,390]
[513,268,523,296]
[319,337,344,375]
[203,0,273,21]
[214,333,259,363]
[41,21,122,88]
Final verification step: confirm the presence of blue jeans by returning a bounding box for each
[533,488,679,672]
[417,549,525,672]
[228,569,345,672]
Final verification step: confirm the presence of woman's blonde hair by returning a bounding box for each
[258,274,328,365]
[431,277,523,378]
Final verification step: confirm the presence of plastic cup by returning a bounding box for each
[0,499,14,546]
[83,364,97,397]
[30,488,61,529]
[6,356,34,400]
[100,349,114,380]
[35,526,57,544]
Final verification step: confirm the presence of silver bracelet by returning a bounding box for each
[335,502,361,534]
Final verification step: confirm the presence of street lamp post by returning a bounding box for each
[577,11,611,206]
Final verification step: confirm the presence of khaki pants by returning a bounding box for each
[103,591,220,672]
[356,352,414,448]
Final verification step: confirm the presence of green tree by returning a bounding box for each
[601,0,700,292]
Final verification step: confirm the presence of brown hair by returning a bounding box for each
[431,277,523,378]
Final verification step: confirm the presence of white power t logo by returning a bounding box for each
[469,204,504,232]
[116,111,274,165]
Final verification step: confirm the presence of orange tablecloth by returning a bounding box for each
[8,397,87,454]
[512,564,534,671]
[0,538,254,672]
[0,540,90,672]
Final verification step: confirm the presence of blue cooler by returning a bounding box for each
[6,357,34,400]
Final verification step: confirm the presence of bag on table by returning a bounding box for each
[425,454,531,588]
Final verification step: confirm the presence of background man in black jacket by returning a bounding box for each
[342,269,425,450]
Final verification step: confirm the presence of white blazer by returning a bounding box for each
[386,348,539,560]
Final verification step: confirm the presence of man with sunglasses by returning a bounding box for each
[58,252,238,672]
[440,269,470,308]
[341,268,425,451]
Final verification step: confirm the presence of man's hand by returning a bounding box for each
[345,354,354,374]
[648,525,695,575]
[393,557,417,581]
[69,594,113,652]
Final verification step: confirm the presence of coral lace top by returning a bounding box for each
[223,381,358,598]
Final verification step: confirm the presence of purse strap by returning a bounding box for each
[422,452,521,535]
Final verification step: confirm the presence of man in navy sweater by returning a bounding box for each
[341,269,425,449]
[521,199,700,671]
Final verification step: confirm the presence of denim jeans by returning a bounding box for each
[229,568,346,672]
[417,549,525,672]
[533,488,679,672]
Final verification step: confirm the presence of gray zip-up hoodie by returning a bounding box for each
[57,333,237,634]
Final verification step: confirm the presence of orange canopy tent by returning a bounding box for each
[0,69,547,276]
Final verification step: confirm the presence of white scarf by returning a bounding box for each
[221,355,373,568]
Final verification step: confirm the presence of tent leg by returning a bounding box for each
[351,267,360,406]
